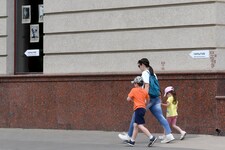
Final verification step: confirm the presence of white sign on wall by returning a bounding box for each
[24,49,40,57]
[189,50,209,58]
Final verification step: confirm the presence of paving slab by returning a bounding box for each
[0,128,224,150]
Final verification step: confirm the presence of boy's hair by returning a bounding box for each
[137,81,144,87]
[131,76,144,86]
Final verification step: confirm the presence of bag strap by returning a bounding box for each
[147,70,155,77]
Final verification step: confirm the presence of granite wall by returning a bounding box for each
[0,73,224,135]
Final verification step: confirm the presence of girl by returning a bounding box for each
[161,86,187,140]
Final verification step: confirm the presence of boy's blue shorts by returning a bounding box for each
[134,108,146,125]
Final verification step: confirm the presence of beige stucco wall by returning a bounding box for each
[0,0,7,74]
[44,0,224,13]
[43,0,225,74]
[1,0,225,74]
[6,0,14,74]
[0,34,6,55]
[0,0,6,16]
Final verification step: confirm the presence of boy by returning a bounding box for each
[126,76,156,147]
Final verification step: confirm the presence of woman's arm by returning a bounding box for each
[144,83,149,93]
[161,102,170,107]
[146,96,150,105]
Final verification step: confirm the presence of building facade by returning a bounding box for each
[0,0,224,134]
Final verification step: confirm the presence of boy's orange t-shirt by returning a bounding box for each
[128,87,149,110]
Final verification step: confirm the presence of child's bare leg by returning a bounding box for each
[138,124,157,147]
[172,124,184,133]
[171,118,184,133]
[138,124,152,137]
[131,123,138,141]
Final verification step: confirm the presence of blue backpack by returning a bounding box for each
[148,72,160,98]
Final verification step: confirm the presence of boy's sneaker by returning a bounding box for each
[161,133,175,143]
[180,131,187,140]
[148,136,157,147]
[118,132,131,141]
[127,140,135,146]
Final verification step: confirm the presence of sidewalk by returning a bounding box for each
[0,128,224,150]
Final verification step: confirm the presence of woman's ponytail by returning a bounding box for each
[149,66,154,75]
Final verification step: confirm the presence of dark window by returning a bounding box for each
[15,0,43,73]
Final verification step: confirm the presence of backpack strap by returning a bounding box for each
[147,70,156,78]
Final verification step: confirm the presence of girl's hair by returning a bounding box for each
[168,90,177,105]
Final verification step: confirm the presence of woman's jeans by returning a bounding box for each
[128,112,135,137]
[128,97,171,137]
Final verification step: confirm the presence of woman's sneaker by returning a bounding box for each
[148,136,157,147]
[180,131,187,140]
[161,133,175,143]
[118,132,131,142]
